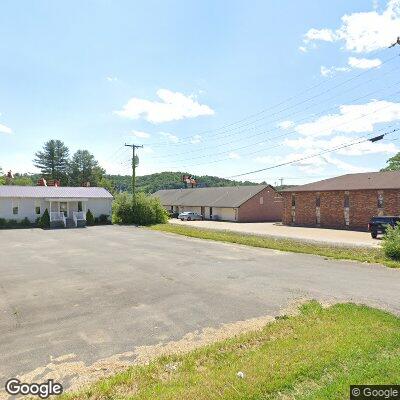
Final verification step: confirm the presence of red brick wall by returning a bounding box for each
[238,187,283,222]
[282,189,400,230]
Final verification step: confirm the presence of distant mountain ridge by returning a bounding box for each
[106,171,261,194]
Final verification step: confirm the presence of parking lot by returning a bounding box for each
[169,219,379,248]
[0,225,398,393]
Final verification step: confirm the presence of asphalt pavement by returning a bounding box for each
[0,225,398,393]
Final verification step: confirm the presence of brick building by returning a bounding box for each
[282,171,400,231]
[154,185,283,222]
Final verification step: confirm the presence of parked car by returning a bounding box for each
[368,216,400,238]
[178,211,204,221]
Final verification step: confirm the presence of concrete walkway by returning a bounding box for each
[169,219,380,248]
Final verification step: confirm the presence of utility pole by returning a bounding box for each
[279,177,284,187]
[125,144,143,196]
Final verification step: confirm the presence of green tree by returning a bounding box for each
[0,168,4,185]
[33,140,70,183]
[10,173,34,186]
[68,150,105,186]
[381,152,400,171]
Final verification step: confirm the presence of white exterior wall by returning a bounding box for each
[86,198,113,217]
[0,197,112,222]
[0,198,46,222]
[212,207,236,221]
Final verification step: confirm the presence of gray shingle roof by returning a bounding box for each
[282,171,400,192]
[0,186,113,199]
[153,185,271,207]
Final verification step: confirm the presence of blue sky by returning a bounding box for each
[1,0,400,185]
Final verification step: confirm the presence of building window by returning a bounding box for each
[259,196,264,205]
[344,193,350,208]
[35,200,41,215]
[377,192,384,209]
[291,194,296,207]
[12,201,19,215]
[78,201,83,212]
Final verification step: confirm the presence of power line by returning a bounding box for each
[225,128,399,179]
[154,80,400,164]
[164,91,400,169]
[146,49,396,147]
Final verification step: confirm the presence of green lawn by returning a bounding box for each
[65,302,400,400]
[149,224,400,268]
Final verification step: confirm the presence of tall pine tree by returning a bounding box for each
[33,140,70,183]
[68,149,105,186]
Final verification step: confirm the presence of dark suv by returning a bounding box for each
[368,216,400,238]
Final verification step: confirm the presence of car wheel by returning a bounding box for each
[371,232,377,239]
[181,218,184,221]
[187,217,191,221]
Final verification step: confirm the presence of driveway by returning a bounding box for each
[169,219,379,248]
[0,226,398,393]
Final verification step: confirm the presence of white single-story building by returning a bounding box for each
[0,186,113,228]
[153,185,283,222]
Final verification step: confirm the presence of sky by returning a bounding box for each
[1,0,400,186]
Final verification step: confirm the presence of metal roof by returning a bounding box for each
[0,186,113,199]
[282,171,400,192]
[153,185,272,207]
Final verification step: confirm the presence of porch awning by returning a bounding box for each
[44,198,89,202]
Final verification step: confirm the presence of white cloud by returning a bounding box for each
[160,132,180,143]
[0,123,12,134]
[190,134,202,144]
[302,0,400,53]
[131,130,150,139]
[115,89,214,124]
[304,28,337,43]
[348,56,382,69]
[255,151,368,175]
[277,120,294,129]
[106,76,118,82]
[228,152,241,159]
[298,46,308,52]
[295,100,400,137]
[320,65,350,77]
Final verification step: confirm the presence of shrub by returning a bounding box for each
[0,218,6,228]
[38,208,50,229]
[382,223,400,260]
[20,217,31,227]
[86,209,95,226]
[98,214,110,224]
[112,192,168,226]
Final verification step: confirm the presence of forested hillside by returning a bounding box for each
[107,171,259,193]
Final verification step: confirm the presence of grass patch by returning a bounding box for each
[64,302,400,400]
[149,224,400,268]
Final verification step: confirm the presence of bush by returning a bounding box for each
[38,208,50,229]
[0,218,6,228]
[112,192,168,226]
[86,209,95,226]
[20,217,31,227]
[98,214,110,224]
[382,223,400,260]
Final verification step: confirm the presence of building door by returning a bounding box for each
[209,207,213,219]
[201,206,205,218]
[59,202,68,217]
